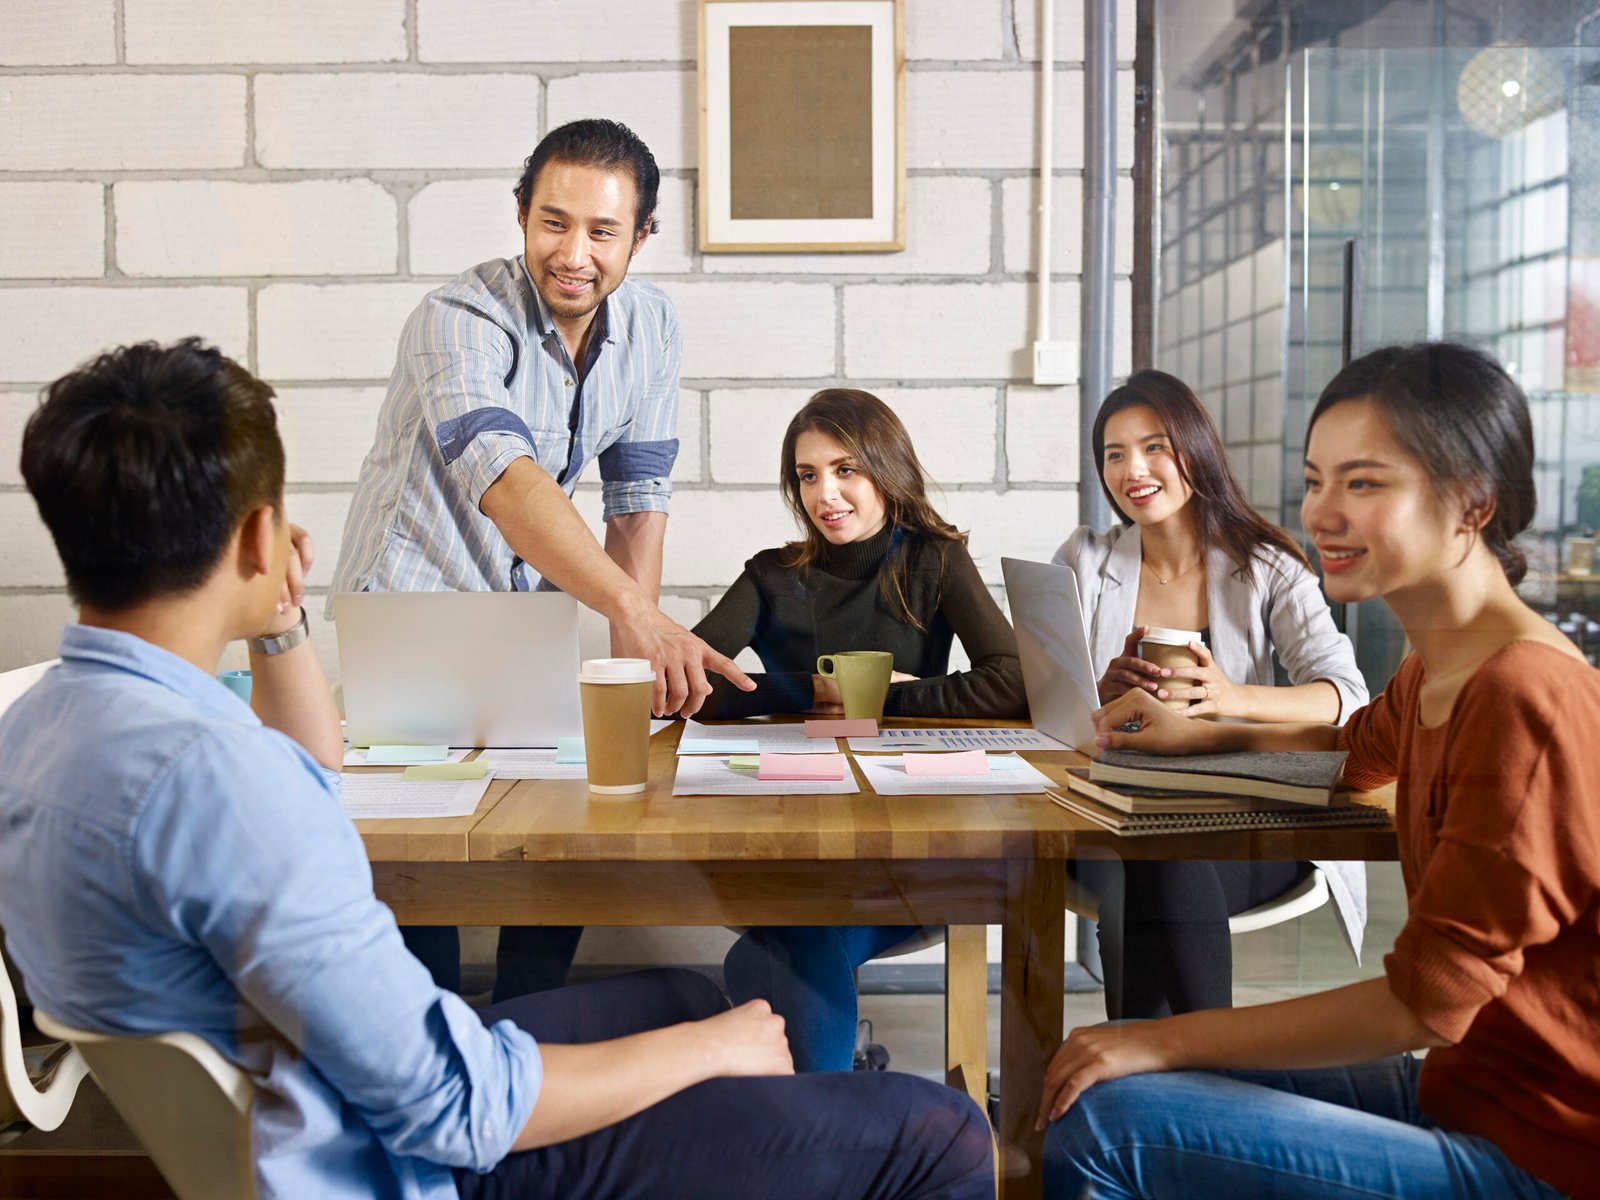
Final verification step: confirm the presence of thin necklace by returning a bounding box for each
[1142,556,1203,586]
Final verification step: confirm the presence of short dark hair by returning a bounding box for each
[513,118,661,237]
[1309,342,1535,586]
[20,339,285,611]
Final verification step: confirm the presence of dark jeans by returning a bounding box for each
[454,969,994,1200]
[1071,858,1311,1019]
[400,926,583,1003]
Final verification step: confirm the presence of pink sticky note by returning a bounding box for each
[804,718,879,739]
[904,749,991,777]
[757,752,847,782]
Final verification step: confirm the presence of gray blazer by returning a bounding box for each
[1054,522,1372,961]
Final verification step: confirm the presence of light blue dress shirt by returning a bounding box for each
[0,626,542,1199]
[329,256,681,603]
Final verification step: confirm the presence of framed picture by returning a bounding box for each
[698,0,905,252]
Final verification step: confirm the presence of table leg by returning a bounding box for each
[998,859,1064,1200]
[944,923,989,1113]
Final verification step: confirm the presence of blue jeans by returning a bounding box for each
[457,968,994,1200]
[1043,1054,1565,1198]
[723,924,921,1072]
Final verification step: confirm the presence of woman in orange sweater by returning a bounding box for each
[1041,342,1598,1200]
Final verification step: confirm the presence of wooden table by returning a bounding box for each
[355,721,1397,1199]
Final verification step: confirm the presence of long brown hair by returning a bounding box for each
[1092,370,1310,578]
[778,389,963,630]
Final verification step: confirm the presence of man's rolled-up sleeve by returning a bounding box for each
[408,290,538,509]
[599,304,681,521]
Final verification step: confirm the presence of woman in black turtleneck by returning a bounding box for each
[694,388,1026,1072]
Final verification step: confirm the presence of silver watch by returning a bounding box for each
[247,607,310,656]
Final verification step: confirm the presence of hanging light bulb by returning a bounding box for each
[1457,42,1564,139]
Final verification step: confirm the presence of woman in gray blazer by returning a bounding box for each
[1054,370,1369,1020]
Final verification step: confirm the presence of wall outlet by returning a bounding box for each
[1032,340,1077,386]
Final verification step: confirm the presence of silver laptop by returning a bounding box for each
[1000,557,1102,751]
[335,592,583,748]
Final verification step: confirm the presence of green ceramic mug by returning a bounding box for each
[816,651,894,721]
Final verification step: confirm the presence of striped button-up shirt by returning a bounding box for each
[330,256,680,601]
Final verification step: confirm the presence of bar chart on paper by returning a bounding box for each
[846,727,1072,753]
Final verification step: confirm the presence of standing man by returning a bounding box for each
[331,117,749,716]
[330,118,751,998]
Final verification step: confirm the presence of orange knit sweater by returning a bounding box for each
[1340,641,1600,1199]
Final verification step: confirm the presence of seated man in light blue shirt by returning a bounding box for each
[0,340,992,1200]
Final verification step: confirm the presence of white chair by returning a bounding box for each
[1,661,91,1138]
[0,659,57,714]
[33,1010,257,1200]
[1065,864,1332,934]
[1,951,91,1134]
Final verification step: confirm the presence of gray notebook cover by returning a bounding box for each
[1095,749,1348,791]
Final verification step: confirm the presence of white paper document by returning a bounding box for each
[856,754,1055,796]
[474,749,589,780]
[650,720,674,737]
[847,727,1071,753]
[337,773,492,819]
[676,719,825,755]
[672,755,859,796]
[343,746,471,766]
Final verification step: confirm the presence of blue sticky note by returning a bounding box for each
[555,737,586,764]
[681,739,761,755]
[365,744,449,765]
[989,754,1029,770]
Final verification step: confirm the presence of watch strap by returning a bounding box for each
[247,608,310,656]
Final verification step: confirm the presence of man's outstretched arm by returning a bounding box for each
[480,458,752,716]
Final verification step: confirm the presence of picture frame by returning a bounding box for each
[698,0,905,253]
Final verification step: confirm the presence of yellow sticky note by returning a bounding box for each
[403,761,488,780]
[728,755,761,771]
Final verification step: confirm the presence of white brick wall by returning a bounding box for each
[660,282,836,379]
[0,286,249,384]
[0,1,115,66]
[546,71,695,171]
[0,75,246,170]
[0,184,105,278]
[257,282,434,380]
[275,388,389,483]
[116,181,400,277]
[254,74,542,169]
[417,1,695,64]
[124,0,407,65]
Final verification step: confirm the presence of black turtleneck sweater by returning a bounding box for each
[691,524,1027,720]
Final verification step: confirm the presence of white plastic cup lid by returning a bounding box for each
[1142,627,1204,646]
[578,657,655,685]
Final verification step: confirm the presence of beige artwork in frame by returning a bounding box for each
[698,0,905,252]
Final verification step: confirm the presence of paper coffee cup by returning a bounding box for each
[577,658,654,795]
[1139,627,1204,710]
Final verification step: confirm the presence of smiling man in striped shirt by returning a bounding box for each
[331,118,752,721]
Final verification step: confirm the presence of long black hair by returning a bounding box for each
[1093,369,1311,579]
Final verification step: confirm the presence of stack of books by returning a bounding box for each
[1048,749,1392,835]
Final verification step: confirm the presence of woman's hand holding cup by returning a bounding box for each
[1096,626,1175,704]
[1158,641,1241,717]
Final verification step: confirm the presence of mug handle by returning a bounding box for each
[816,655,836,677]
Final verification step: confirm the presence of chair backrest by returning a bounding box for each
[2,662,92,1135]
[0,660,57,719]
[1227,866,1330,934]
[0,951,90,1132]
[33,1010,257,1200]
[1064,865,1330,935]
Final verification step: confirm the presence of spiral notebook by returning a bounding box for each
[1051,772,1391,837]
